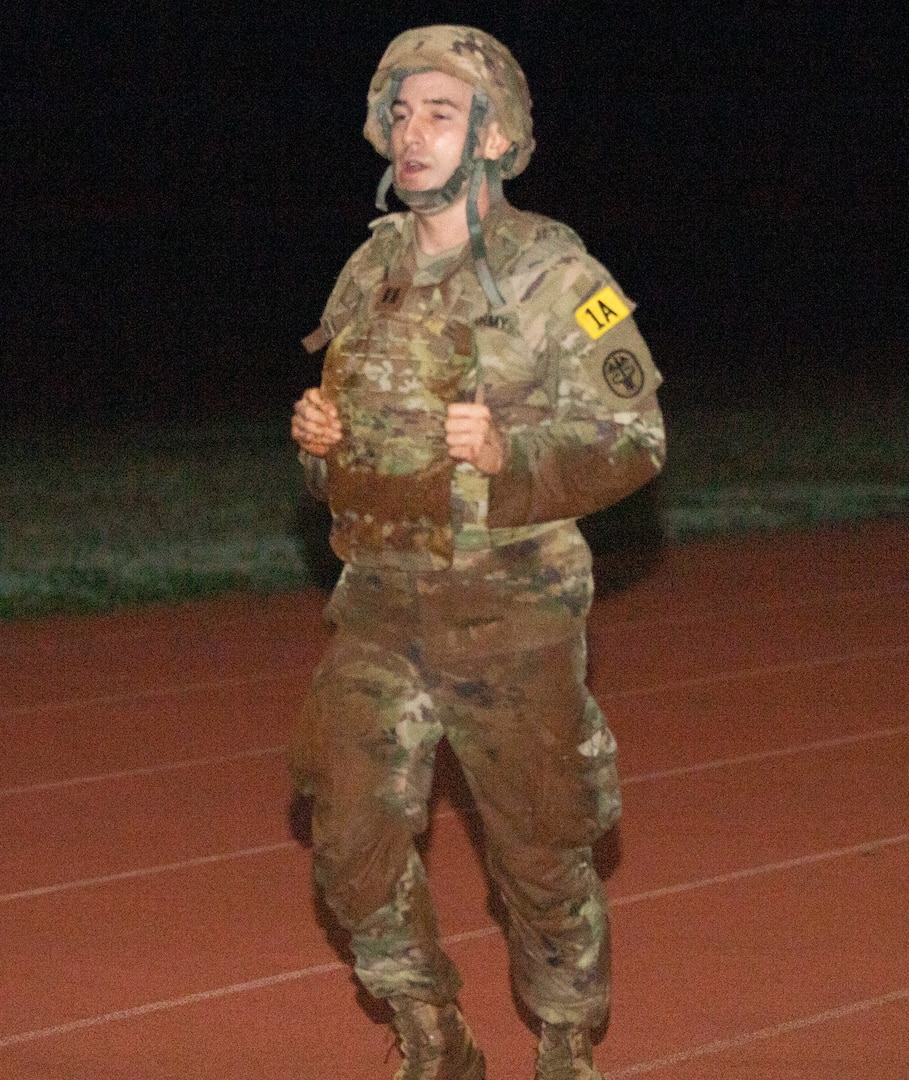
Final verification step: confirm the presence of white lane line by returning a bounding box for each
[4,630,907,722]
[0,745,287,798]
[0,842,295,904]
[0,929,502,1050]
[595,580,909,630]
[600,988,909,1078]
[601,642,909,701]
[2,727,905,900]
[610,834,909,907]
[434,723,906,821]
[1,837,906,1049]
[0,960,350,1049]
[4,641,907,798]
[619,725,908,786]
[0,668,301,719]
[4,827,906,909]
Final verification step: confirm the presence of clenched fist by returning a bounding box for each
[445,402,505,475]
[291,387,342,458]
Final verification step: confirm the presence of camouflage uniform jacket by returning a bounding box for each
[301,200,665,571]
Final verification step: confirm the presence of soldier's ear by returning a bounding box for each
[482,121,513,161]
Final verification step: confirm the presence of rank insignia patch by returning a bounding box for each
[602,349,645,398]
[375,282,407,313]
[574,284,631,339]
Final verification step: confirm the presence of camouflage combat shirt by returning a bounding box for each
[301,200,665,572]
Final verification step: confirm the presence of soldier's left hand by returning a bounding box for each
[445,403,505,475]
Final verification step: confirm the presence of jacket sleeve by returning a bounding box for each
[486,257,666,528]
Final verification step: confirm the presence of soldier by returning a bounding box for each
[289,25,666,1080]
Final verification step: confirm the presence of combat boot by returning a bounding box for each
[388,997,486,1080]
[535,1022,602,1080]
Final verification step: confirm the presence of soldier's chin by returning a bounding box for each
[395,171,431,191]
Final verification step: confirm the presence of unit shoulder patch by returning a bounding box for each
[575,313,662,407]
[574,284,632,340]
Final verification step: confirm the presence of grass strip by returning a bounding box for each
[2,403,907,621]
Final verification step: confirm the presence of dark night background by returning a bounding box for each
[3,1,906,427]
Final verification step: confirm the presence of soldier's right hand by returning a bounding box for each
[291,387,342,457]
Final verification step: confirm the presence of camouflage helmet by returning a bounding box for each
[364,25,535,179]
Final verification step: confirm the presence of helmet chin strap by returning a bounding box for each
[389,162,470,215]
[465,158,505,308]
[375,90,506,309]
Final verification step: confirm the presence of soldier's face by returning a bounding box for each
[389,70,474,192]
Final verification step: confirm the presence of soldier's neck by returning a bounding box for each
[414,180,491,255]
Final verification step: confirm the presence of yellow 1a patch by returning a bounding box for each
[574,284,631,339]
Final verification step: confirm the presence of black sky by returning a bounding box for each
[3,2,906,422]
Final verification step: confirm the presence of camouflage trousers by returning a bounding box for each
[289,526,621,1028]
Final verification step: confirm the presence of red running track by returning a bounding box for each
[1,520,907,1079]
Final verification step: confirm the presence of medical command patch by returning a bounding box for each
[602,349,645,398]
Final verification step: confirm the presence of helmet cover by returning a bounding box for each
[364,25,535,179]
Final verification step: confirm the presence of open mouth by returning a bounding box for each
[398,159,429,182]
